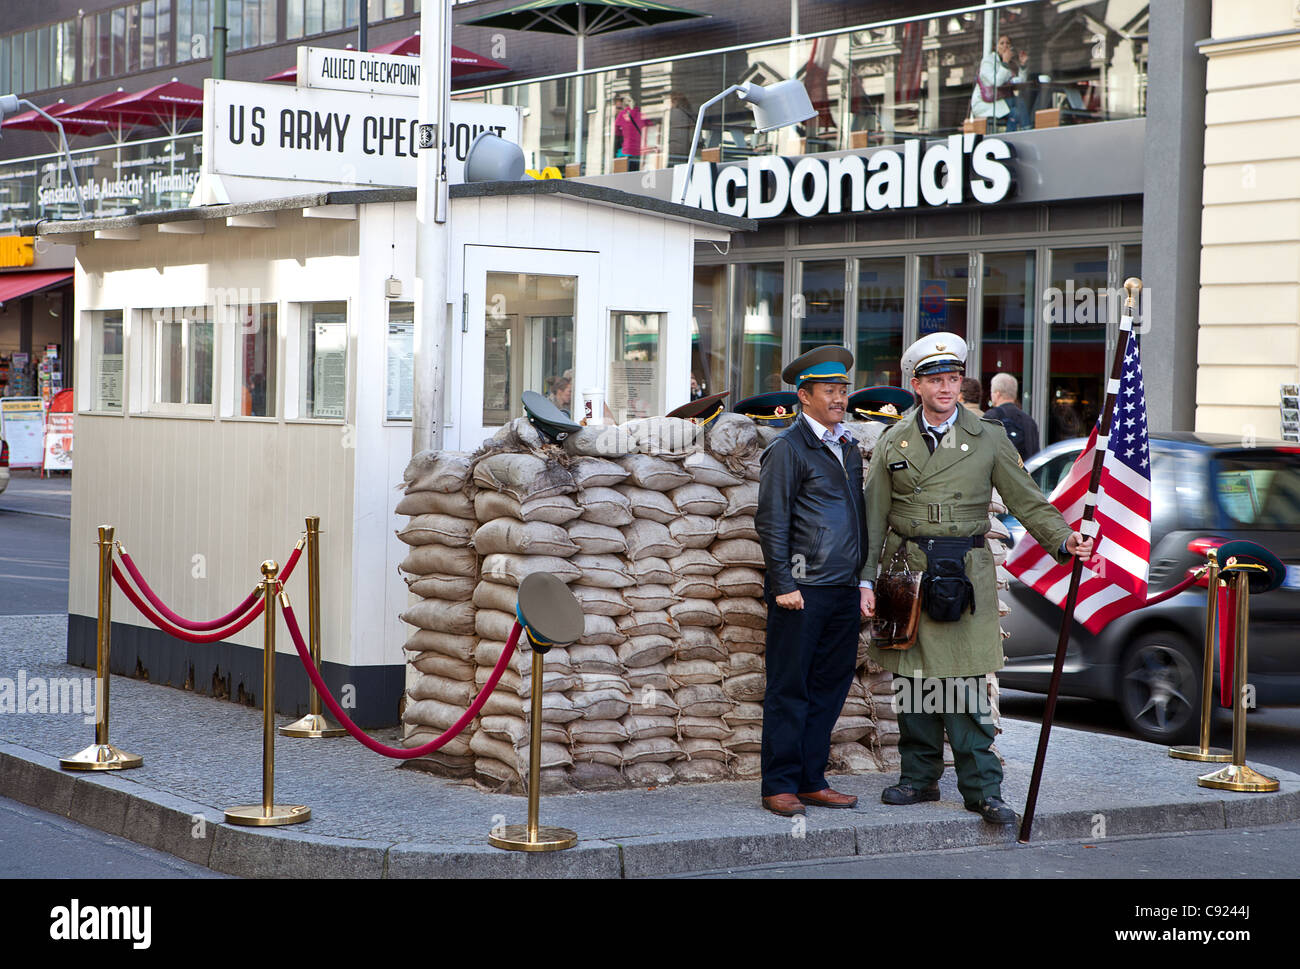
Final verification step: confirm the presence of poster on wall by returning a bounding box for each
[0,397,45,469]
[311,323,348,419]
[919,280,947,334]
[43,394,73,473]
[608,361,657,422]
[385,321,414,421]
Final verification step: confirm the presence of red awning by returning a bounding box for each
[0,270,73,307]
[105,80,204,124]
[265,34,506,82]
[0,100,112,137]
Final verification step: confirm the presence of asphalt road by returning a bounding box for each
[0,796,227,878]
[0,471,70,616]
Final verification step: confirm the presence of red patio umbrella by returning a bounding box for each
[52,89,145,143]
[1,100,112,138]
[265,33,506,82]
[102,80,204,136]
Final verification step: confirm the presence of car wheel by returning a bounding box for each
[1117,632,1200,745]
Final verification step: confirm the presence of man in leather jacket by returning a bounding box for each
[755,346,869,817]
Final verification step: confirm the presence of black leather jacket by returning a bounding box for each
[756,416,868,595]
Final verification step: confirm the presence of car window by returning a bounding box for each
[1032,450,1081,497]
[1213,451,1300,527]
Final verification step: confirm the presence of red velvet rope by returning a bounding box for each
[282,600,519,759]
[112,563,266,643]
[1140,570,1200,608]
[115,543,302,631]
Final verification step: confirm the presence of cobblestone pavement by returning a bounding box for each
[2,614,1297,875]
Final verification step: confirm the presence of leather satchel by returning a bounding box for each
[866,541,923,650]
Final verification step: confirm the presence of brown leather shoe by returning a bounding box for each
[797,787,859,809]
[761,793,806,816]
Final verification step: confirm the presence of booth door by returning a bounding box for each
[462,245,600,451]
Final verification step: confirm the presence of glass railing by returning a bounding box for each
[0,133,202,232]
[454,0,1149,177]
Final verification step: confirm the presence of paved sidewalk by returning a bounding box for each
[2,615,1297,878]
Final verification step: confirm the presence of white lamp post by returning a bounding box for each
[674,79,816,205]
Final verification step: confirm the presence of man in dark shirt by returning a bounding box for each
[983,372,1040,461]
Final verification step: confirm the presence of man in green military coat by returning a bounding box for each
[859,332,1093,824]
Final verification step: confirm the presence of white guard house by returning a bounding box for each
[42,181,753,725]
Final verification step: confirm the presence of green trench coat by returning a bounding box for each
[861,405,1075,678]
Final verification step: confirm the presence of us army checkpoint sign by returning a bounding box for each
[207,79,521,187]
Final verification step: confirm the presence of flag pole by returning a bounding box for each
[1018,276,1142,843]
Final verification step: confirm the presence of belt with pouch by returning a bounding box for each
[903,535,983,622]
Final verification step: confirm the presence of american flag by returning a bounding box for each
[1003,332,1152,632]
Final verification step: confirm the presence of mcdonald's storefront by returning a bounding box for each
[592,118,1155,448]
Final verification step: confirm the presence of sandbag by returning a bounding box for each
[624,664,673,693]
[570,689,631,721]
[404,629,477,662]
[474,452,576,501]
[622,714,677,740]
[411,652,475,681]
[727,652,765,676]
[618,453,693,491]
[615,485,679,523]
[718,597,768,629]
[408,673,474,706]
[406,575,478,600]
[400,545,477,578]
[404,450,472,494]
[568,554,634,589]
[669,598,723,628]
[398,514,476,548]
[405,698,477,732]
[723,701,765,726]
[480,714,529,747]
[480,553,581,586]
[722,724,762,752]
[626,416,703,457]
[570,456,630,489]
[716,568,765,598]
[676,684,734,717]
[829,742,877,773]
[704,413,759,458]
[568,719,629,745]
[571,672,632,695]
[722,482,759,518]
[570,585,634,617]
[472,580,519,614]
[473,518,579,558]
[669,514,719,549]
[562,423,635,458]
[684,451,744,488]
[566,520,627,555]
[666,660,723,685]
[716,515,759,542]
[719,624,766,647]
[568,644,623,674]
[672,575,721,600]
[678,715,730,740]
[578,613,626,647]
[400,599,477,636]
[617,635,675,669]
[474,608,517,643]
[712,539,765,567]
[831,716,874,744]
[628,557,675,585]
[571,743,624,768]
[617,611,679,639]
[676,626,725,663]
[474,490,583,525]
[671,483,727,517]
[623,585,681,613]
[667,549,724,576]
[722,672,766,702]
[395,490,475,518]
[575,487,634,527]
[622,519,682,561]
[622,737,685,764]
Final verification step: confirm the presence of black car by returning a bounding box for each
[997,433,1300,744]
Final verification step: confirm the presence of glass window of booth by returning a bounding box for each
[301,302,347,420]
[483,272,576,426]
[608,312,663,423]
[151,306,214,412]
[235,303,277,418]
[90,311,125,413]
[386,301,414,421]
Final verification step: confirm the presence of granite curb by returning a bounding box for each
[3,740,1298,878]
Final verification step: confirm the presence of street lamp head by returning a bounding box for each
[736,79,816,133]
[0,94,20,126]
[464,131,526,183]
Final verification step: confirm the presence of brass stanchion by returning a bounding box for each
[280,517,344,738]
[489,573,584,852]
[1198,550,1281,793]
[225,561,311,826]
[1170,548,1231,762]
[61,525,143,771]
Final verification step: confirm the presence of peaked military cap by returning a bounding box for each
[734,391,800,428]
[902,332,967,380]
[666,389,730,426]
[516,572,584,655]
[781,345,854,387]
[1216,539,1286,595]
[848,386,914,424]
[522,390,581,443]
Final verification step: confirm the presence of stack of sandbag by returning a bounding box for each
[395,451,479,777]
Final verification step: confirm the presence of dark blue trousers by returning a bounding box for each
[760,584,860,797]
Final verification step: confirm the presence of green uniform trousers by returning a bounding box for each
[896,676,1001,807]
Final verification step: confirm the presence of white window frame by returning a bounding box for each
[143,304,217,418]
[287,299,351,424]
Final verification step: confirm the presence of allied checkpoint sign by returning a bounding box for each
[296,46,423,99]
[207,78,521,188]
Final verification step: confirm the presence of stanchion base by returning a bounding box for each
[224,804,312,827]
[60,743,143,771]
[488,824,578,852]
[1169,744,1232,763]
[1197,764,1280,793]
[279,714,346,738]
